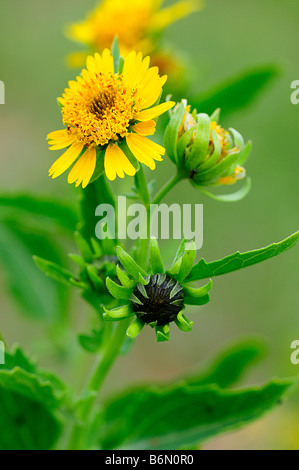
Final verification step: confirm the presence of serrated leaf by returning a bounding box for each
[0,347,67,450]
[98,378,295,450]
[187,231,299,282]
[186,339,266,388]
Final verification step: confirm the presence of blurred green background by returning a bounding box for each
[0,0,299,449]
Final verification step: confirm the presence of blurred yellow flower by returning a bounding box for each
[66,0,202,68]
[48,49,175,187]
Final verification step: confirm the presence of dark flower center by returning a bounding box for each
[131,274,184,326]
[89,91,116,119]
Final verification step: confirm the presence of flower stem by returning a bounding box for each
[152,171,185,205]
[68,319,130,450]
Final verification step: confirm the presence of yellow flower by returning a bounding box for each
[48,49,175,187]
[66,0,201,67]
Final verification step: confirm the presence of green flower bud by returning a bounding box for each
[164,100,252,201]
[104,238,212,342]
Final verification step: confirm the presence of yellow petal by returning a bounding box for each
[132,120,156,136]
[68,146,97,188]
[86,55,100,75]
[136,101,175,121]
[140,76,165,109]
[104,144,136,181]
[126,134,164,171]
[49,134,77,150]
[130,133,165,158]
[47,130,70,141]
[152,1,201,30]
[49,142,84,179]
[123,51,149,87]
[101,48,114,74]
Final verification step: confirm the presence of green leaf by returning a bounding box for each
[187,230,299,282]
[78,327,104,354]
[0,222,70,323]
[34,256,82,288]
[192,65,280,118]
[0,346,66,450]
[186,339,266,388]
[196,177,252,202]
[98,378,295,450]
[0,193,78,233]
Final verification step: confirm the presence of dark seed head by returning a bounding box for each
[130,274,184,326]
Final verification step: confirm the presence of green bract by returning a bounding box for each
[104,238,212,342]
[164,100,252,201]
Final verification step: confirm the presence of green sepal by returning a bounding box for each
[89,148,105,184]
[91,238,103,257]
[103,304,134,322]
[116,265,135,289]
[126,318,145,339]
[116,246,147,280]
[86,265,105,290]
[210,108,221,123]
[183,280,213,303]
[197,149,241,184]
[184,293,210,306]
[118,57,125,74]
[68,253,86,268]
[118,140,140,171]
[138,273,149,285]
[150,237,164,274]
[175,311,193,332]
[196,177,251,202]
[167,257,182,277]
[111,36,120,73]
[106,277,132,300]
[177,241,197,282]
[172,239,188,265]
[187,114,211,170]
[177,125,196,164]
[238,140,253,166]
[156,324,170,342]
[164,103,185,164]
[198,129,221,172]
[75,231,93,262]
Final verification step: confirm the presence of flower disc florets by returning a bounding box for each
[131,274,184,326]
